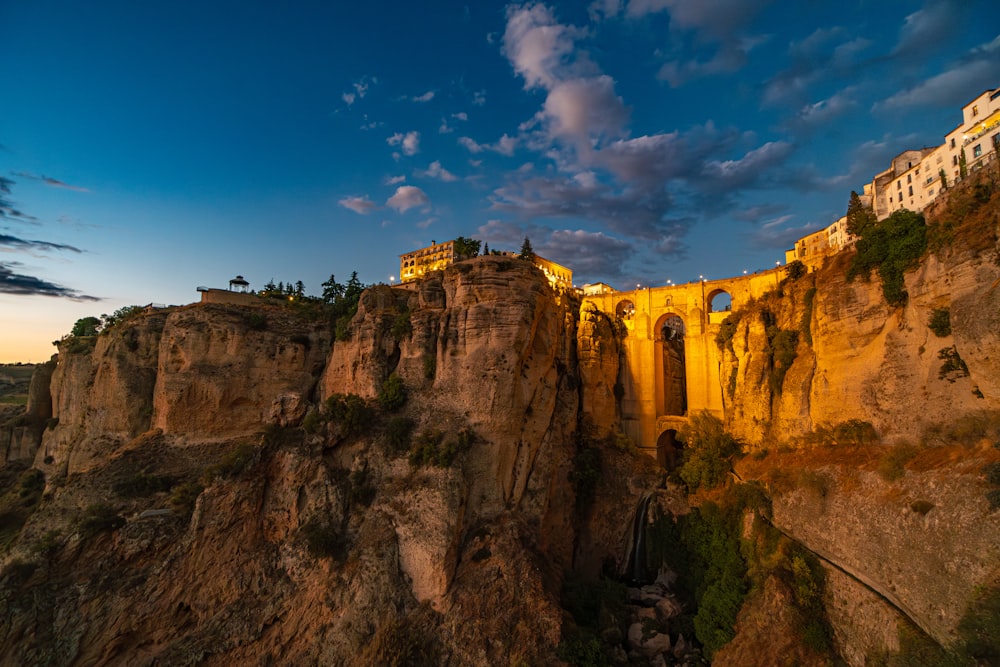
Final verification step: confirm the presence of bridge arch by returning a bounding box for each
[707,288,732,313]
[654,313,687,418]
[656,429,682,469]
[615,299,635,320]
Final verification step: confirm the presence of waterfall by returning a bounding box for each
[625,493,655,584]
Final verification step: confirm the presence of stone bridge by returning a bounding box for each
[582,267,786,466]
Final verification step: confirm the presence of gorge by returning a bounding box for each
[0,168,998,666]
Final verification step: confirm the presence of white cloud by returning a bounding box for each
[416,217,437,229]
[541,76,629,147]
[502,4,588,90]
[452,112,468,121]
[387,131,421,156]
[413,90,435,102]
[472,90,487,106]
[458,136,486,153]
[338,196,377,215]
[875,35,1000,112]
[418,161,458,182]
[342,92,356,106]
[386,185,429,212]
[385,174,406,185]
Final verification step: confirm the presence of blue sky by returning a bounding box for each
[2,0,999,361]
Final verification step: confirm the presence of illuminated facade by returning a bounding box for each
[399,240,457,283]
[399,240,573,289]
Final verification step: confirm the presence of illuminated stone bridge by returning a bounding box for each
[582,267,786,466]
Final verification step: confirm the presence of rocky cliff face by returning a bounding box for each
[0,257,657,666]
[721,192,999,447]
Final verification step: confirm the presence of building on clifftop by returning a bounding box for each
[399,240,573,289]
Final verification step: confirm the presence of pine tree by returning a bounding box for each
[483,242,489,255]
[845,191,876,236]
[295,280,305,297]
[519,237,535,261]
[939,168,948,191]
[321,274,344,303]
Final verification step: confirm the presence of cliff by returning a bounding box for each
[0,257,660,666]
[722,172,1000,446]
[1,175,998,665]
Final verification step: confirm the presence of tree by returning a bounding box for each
[294,280,305,297]
[344,272,364,303]
[519,237,535,261]
[321,274,344,303]
[101,305,143,330]
[939,168,948,191]
[845,190,876,236]
[784,260,807,281]
[959,147,968,179]
[263,279,277,293]
[453,236,481,259]
[483,242,489,255]
[70,317,101,337]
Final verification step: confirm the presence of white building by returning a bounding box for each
[871,86,1000,220]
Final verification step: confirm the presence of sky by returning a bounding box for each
[2,0,999,362]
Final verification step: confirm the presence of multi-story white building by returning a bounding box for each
[787,84,1000,264]
[871,85,1000,220]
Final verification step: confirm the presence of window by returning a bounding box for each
[953,155,959,166]
[972,105,979,117]
[907,174,912,183]
[908,186,913,196]
[974,144,983,158]
[897,181,902,190]
[929,189,935,197]
[898,193,903,202]
[951,138,956,148]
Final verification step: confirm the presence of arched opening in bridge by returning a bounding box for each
[656,314,687,417]
[656,429,682,470]
[616,299,635,320]
[708,289,732,313]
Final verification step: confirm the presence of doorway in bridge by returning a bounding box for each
[658,315,687,417]
[656,429,682,469]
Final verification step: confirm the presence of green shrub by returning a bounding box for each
[928,308,951,337]
[302,409,323,433]
[113,472,174,498]
[847,209,927,307]
[78,503,125,538]
[408,428,472,467]
[170,481,203,517]
[678,412,741,492]
[205,442,257,480]
[17,469,45,500]
[784,260,807,281]
[245,312,268,331]
[938,346,969,380]
[715,313,741,353]
[385,417,415,453]
[832,419,879,446]
[378,373,407,411]
[390,309,412,340]
[767,326,799,395]
[349,468,376,507]
[325,393,374,437]
[300,519,349,561]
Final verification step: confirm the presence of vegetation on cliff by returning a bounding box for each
[847,209,927,307]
